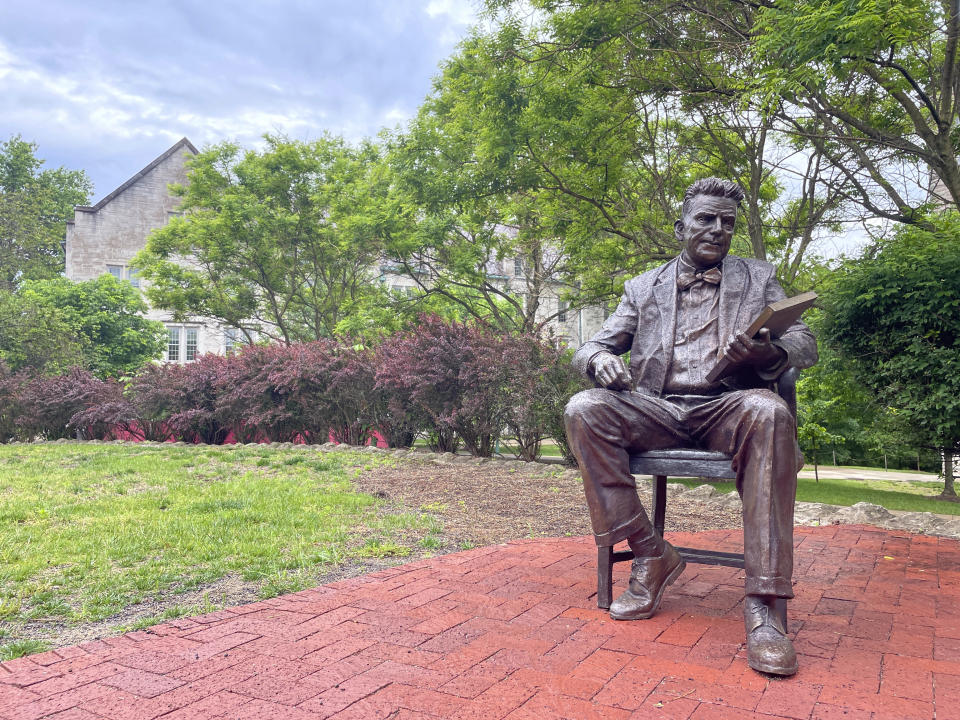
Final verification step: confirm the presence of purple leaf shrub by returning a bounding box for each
[376,315,511,457]
[14,367,121,441]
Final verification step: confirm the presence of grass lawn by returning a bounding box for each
[0,443,442,656]
[676,476,960,515]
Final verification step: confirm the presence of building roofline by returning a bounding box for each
[75,137,198,213]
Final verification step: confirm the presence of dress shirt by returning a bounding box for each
[662,256,725,396]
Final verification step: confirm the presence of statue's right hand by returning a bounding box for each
[592,352,632,391]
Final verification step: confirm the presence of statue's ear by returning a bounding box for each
[674,219,684,242]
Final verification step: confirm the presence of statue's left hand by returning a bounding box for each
[723,328,786,370]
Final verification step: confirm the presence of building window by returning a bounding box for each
[166,325,200,362]
[105,264,140,288]
[514,258,523,276]
[167,327,181,362]
[557,300,568,323]
[224,326,257,355]
[224,327,238,356]
[185,328,198,361]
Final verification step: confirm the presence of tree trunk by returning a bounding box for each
[943,449,957,498]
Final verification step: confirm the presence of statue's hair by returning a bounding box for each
[682,177,745,216]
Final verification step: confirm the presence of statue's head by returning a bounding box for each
[675,177,744,269]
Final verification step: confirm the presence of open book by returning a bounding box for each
[705,291,818,382]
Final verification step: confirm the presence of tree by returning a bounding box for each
[752,0,960,225]
[0,276,166,377]
[0,135,91,292]
[384,0,842,328]
[135,135,399,344]
[796,334,912,474]
[0,290,87,375]
[821,219,960,497]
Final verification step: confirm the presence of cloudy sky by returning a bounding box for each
[0,0,479,202]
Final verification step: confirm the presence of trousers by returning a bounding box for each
[564,387,802,598]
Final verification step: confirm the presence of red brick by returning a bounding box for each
[181,632,260,662]
[879,657,933,702]
[570,648,633,683]
[689,705,786,719]
[230,668,336,705]
[437,665,509,699]
[296,671,392,716]
[301,637,377,666]
[214,696,321,719]
[114,648,190,674]
[160,689,253,720]
[359,642,444,668]
[817,686,933,720]
[935,636,960,662]
[165,648,254,683]
[592,667,661,710]
[0,683,40,713]
[98,667,185,699]
[652,676,762,712]
[755,680,821,719]
[359,659,455,690]
[38,709,103,720]
[4,682,112,720]
[0,664,62,690]
[410,610,472,635]
[504,690,631,720]
[505,668,603,701]
[627,692,700,720]
[810,703,872,720]
[17,661,122,698]
[328,684,466,720]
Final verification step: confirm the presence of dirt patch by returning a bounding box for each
[354,457,743,550]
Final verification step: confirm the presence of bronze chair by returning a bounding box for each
[596,367,800,609]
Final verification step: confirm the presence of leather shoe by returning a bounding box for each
[744,595,798,676]
[609,542,685,620]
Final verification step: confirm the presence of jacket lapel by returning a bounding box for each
[718,257,746,351]
[652,259,678,358]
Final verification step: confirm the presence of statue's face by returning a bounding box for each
[675,194,738,269]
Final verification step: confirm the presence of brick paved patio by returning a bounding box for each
[3,524,959,719]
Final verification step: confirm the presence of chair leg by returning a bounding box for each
[597,546,614,609]
[653,475,667,537]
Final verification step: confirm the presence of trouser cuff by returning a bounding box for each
[745,575,794,599]
[593,512,654,547]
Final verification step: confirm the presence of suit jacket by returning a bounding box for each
[572,255,818,395]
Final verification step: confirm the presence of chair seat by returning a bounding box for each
[630,449,736,479]
[632,449,731,462]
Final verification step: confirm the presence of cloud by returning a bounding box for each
[0,0,476,200]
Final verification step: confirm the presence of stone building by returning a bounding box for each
[64,137,235,362]
[376,248,607,347]
[65,137,606,362]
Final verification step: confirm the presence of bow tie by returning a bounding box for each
[677,266,722,291]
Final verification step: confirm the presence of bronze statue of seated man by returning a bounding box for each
[564,177,818,676]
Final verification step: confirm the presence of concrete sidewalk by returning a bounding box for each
[2,525,959,719]
[797,466,940,483]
